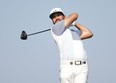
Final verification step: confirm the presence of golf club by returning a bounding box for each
[20,28,51,40]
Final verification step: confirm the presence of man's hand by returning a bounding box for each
[64,13,78,28]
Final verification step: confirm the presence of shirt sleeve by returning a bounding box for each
[52,20,66,36]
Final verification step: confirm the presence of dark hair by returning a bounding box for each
[49,12,64,19]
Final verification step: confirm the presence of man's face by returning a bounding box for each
[51,12,65,24]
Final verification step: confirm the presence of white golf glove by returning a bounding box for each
[71,21,76,26]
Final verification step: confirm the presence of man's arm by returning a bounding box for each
[75,22,93,40]
[63,13,93,39]
[64,13,78,28]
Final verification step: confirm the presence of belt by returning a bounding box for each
[70,61,86,65]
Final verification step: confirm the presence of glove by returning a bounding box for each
[71,21,76,26]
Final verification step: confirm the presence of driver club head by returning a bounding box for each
[20,31,28,40]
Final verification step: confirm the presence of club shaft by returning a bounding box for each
[27,29,51,36]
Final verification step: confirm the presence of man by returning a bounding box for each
[49,8,93,83]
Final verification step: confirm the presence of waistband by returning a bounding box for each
[61,60,87,65]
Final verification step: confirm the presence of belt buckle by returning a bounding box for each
[75,61,81,65]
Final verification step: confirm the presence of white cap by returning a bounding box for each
[49,8,64,19]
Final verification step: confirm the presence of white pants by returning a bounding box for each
[60,60,88,83]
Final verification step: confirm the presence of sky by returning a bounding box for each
[0,0,116,83]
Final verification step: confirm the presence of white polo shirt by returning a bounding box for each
[51,20,87,60]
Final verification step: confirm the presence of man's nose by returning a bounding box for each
[55,16,60,20]
[55,16,59,19]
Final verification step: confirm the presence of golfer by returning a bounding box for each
[49,8,93,83]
